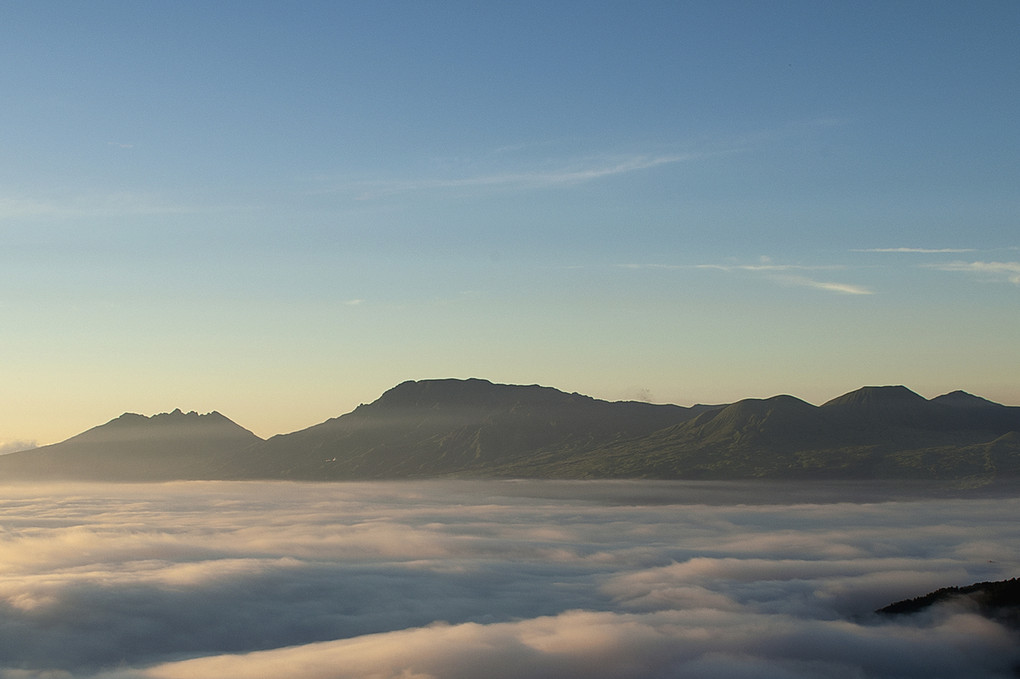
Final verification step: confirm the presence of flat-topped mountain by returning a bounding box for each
[217,378,707,480]
[2,379,1018,483]
[821,385,934,429]
[0,409,262,481]
[822,384,926,408]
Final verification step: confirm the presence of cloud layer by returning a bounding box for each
[0,480,1017,678]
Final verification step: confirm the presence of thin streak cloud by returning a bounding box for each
[624,260,872,295]
[0,193,188,221]
[692,263,845,273]
[341,153,702,200]
[773,274,874,295]
[853,248,978,254]
[616,262,844,272]
[932,260,1020,285]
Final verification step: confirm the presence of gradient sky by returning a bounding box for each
[3,1,1019,447]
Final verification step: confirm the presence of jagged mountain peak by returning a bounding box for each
[110,409,225,424]
[66,409,260,449]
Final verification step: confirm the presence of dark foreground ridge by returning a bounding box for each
[878,578,1020,629]
[3,378,1020,482]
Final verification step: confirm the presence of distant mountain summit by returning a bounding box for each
[931,390,1004,409]
[0,409,261,481]
[219,378,704,480]
[372,378,567,409]
[821,385,926,409]
[494,384,1020,480]
[820,385,938,431]
[2,379,1018,483]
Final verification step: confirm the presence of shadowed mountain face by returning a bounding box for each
[219,379,707,480]
[821,385,932,429]
[2,380,1019,483]
[201,380,1020,481]
[494,385,1020,480]
[822,384,927,409]
[0,409,262,481]
[820,385,1019,434]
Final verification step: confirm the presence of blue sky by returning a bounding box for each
[2,1,1018,445]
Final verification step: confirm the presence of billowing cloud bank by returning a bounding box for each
[0,480,1017,678]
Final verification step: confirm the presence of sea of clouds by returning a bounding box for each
[0,479,1017,678]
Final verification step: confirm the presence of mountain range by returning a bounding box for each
[3,378,1019,483]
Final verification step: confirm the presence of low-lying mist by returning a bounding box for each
[0,480,1017,678]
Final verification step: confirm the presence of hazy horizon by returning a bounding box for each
[6,377,1020,453]
[3,2,1019,449]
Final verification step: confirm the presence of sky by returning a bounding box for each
[2,1,1019,447]
[0,479,1018,678]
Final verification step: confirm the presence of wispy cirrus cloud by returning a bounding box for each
[0,192,188,221]
[776,275,873,295]
[852,248,977,254]
[617,262,844,273]
[619,259,873,295]
[334,152,705,200]
[697,263,874,294]
[693,263,845,273]
[848,248,1020,286]
[930,260,1020,285]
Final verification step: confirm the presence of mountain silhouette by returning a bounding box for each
[2,379,1018,482]
[0,409,261,481]
[216,378,706,479]
[931,390,1004,409]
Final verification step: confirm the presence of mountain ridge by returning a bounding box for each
[2,379,1018,483]
[0,409,262,481]
[222,378,704,480]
